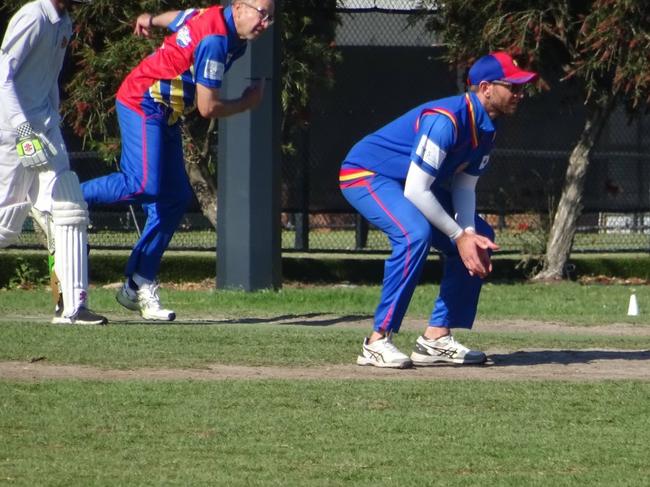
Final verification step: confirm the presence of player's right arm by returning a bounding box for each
[133,10,183,37]
[195,81,264,119]
[403,114,462,237]
[192,31,264,119]
[403,115,497,278]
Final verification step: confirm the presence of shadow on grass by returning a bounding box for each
[111,313,372,327]
[490,349,650,366]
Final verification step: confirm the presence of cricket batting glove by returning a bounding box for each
[15,122,58,171]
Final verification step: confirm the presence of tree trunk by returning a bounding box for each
[532,99,615,281]
[183,118,218,227]
[185,157,217,227]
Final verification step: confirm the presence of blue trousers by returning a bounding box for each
[341,174,494,334]
[81,101,192,281]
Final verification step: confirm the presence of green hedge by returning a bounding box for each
[1,250,649,288]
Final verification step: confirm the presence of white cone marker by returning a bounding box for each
[627,293,639,316]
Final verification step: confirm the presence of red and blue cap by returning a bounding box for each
[467,52,538,85]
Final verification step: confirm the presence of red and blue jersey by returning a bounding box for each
[341,91,496,187]
[117,6,246,123]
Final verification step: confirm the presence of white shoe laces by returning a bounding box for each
[138,283,164,310]
[382,337,402,354]
[437,335,470,353]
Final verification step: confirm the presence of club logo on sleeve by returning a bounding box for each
[176,26,192,48]
[418,136,445,170]
[204,60,224,81]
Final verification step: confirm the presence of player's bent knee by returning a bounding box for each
[52,201,89,227]
[0,202,31,248]
[51,171,89,227]
[409,225,433,250]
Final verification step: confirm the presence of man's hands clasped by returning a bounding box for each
[455,229,500,279]
[15,122,58,171]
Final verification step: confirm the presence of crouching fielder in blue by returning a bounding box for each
[340,52,538,368]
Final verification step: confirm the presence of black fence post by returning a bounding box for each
[294,127,310,250]
[294,212,309,250]
[355,214,368,250]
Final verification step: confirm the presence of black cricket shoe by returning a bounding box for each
[51,306,108,326]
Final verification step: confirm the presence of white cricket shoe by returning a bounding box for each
[356,335,413,368]
[410,334,487,365]
[116,281,176,321]
[116,282,140,311]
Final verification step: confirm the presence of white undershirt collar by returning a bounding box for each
[42,0,64,25]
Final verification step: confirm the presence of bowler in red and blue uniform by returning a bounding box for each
[341,52,538,367]
[82,1,274,320]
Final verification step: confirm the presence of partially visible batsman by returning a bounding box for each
[0,0,106,325]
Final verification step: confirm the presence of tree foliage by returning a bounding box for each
[412,0,649,279]
[279,1,340,157]
[413,0,649,110]
[2,0,340,163]
[2,0,340,225]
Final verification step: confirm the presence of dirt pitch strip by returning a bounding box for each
[1,318,649,382]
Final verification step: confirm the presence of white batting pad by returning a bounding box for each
[54,223,89,317]
[51,170,89,316]
[0,201,30,247]
[51,170,88,226]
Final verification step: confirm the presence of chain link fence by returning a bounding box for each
[12,1,650,255]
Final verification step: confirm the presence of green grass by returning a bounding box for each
[1,323,649,369]
[1,282,649,367]
[1,381,649,486]
[476,281,650,323]
[0,283,649,368]
[2,281,650,324]
[2,283,650,486]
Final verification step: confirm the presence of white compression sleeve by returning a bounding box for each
[451,172,478,232]
[404,162,463,239]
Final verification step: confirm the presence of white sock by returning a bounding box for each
[132,273,153,289]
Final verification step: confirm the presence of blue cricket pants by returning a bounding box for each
[81,101,192,281]
[341,173,494,334]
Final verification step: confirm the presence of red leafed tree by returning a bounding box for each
[413,0,650,280]
[1,0,340,228]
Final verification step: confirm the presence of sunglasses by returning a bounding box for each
[239,1,274,24]
[491,80,526,95]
